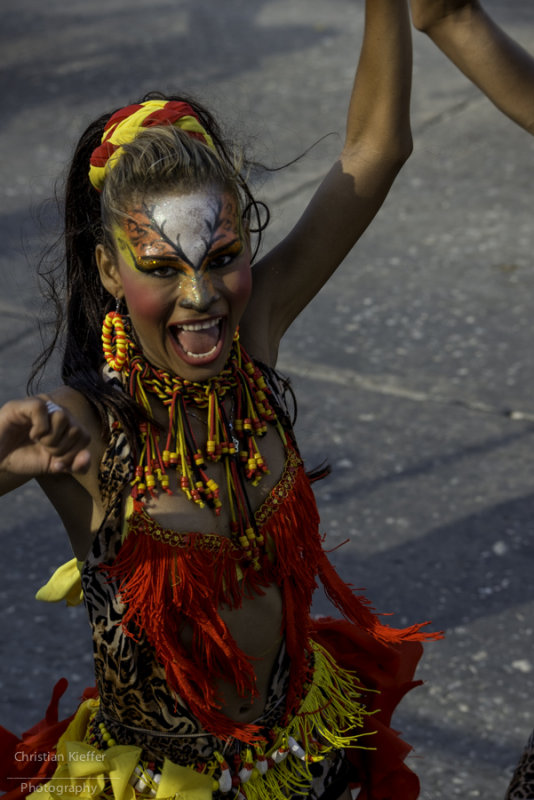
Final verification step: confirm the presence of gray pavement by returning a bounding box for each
[1,1,533,797]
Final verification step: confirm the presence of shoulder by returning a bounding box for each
[39,385,108,501]
[49,386,106,453]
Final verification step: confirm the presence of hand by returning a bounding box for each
[410,0,475,32]
[0,397,91,478]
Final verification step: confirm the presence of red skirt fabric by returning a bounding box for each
[0,682,98,800]
[311,617,424,800]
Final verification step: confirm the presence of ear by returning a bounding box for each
[96,244,124,299]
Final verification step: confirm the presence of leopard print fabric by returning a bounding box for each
[505,730,534,799]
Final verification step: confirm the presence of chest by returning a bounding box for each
[127,419,288,537]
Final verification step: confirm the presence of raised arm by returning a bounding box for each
[244,0,413,363]
[410,0,534,133]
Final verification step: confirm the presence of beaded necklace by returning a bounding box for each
[102,313,288,567]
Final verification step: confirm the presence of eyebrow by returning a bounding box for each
[135,236,243,271]
[209,237,243,256]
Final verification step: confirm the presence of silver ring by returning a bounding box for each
[45,400,62,415]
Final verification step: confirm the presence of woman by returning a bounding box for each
[0,2,437,798]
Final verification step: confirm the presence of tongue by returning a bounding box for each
[176,324,220,356]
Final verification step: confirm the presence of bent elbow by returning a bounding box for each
[378,134,413,178]
[394,132,414,166]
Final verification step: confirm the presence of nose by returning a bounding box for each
[178,271,219,312]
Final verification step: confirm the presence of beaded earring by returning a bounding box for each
[101,298,128,372]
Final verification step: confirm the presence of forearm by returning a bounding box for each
[417,2,534,134]
[344,0,413,164]
[0,470,30,496]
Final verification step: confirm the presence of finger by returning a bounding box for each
[41,424,90,459]
[28,399,61,441]
[33,405,77,450]
[70,449,92,474]
[4,398,52,442]
[37,419,71,450]
[44,421,91,472]
[50,447,91,474]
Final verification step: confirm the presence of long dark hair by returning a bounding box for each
[29,92,270,442]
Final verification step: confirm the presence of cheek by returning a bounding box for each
[229,264,253,309]
[121,272,170,321]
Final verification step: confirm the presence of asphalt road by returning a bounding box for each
[1,1,534,798]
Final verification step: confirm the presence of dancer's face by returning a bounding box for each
[99,187,252,381]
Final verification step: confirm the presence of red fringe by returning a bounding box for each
[261,464,441,719]
[0,681,98,800]
[316,552,441,644]
[261,464,321,717]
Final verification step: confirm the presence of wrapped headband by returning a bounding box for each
[88,100,216,191]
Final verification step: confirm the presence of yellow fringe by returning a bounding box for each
[242,641,377,800]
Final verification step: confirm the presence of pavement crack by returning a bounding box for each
[277,356,534,423]
[0,302,36,320]
[414,95,487,135]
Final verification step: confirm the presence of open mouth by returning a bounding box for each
[169,316,224,362]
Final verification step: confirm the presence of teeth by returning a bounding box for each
[177,317,221,332]
[185,344,218,359]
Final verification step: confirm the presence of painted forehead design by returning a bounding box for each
[117,192,242,270]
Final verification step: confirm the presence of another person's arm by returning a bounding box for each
[410,0,534,133]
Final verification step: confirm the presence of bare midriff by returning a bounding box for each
[179,583,284,723]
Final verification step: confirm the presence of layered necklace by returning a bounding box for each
[102,313,288,566]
